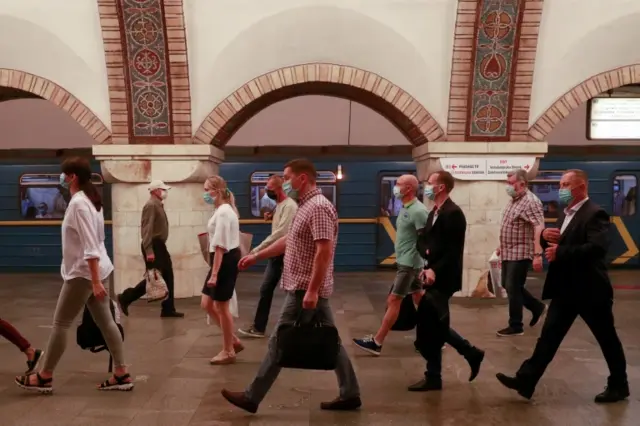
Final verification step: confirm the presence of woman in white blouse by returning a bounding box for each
[201,175,242,365]
[15,157,132,393]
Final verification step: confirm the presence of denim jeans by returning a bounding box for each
[252,255,284,332]
[502,259,544,331]
[245,291,360,405]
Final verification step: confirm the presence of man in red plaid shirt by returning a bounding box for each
[496,169,546,337]
[221,159,361,414]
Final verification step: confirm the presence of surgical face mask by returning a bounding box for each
[266,190,277,200]
[559,188,574,204]
[423,185,436,201]
[283,180,298,200]
[505,185,517,198]
[203,192,215,205]
[393,186,403,199]
[159,190,168,200]
[59,173,70,190]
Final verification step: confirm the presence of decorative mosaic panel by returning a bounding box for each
[117,0,173,142]
[466,0,524,140]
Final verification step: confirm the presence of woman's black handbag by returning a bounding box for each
[275,310,341,371]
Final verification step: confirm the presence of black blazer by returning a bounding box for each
[416,198,466,295]
[540,199,612,301]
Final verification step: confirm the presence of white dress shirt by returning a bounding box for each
[560,197,590,234]
[61,191,114,281]
[207,203,240,252]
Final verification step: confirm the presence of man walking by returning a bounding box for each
[238,175,297,338]
[353,174,428,356]
[221,159,361,413]
[117,180,183,318]
[496,169,629,403]
[409,171,484,391]
[497,169,546,336]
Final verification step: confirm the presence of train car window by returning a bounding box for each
[612,175,637,216]
[249,171,337,217]
[380,175,424,217]
[19,173,104,220]
[528,171,564,219]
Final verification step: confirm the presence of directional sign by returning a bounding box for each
[440,157,535,180]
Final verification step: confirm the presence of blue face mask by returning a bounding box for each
[393,186,403,199]
[559,188,573,204]
[283,180,298,200]
[423,185,436,201]
[203,192,215,205]
[59,173,70,190]
[505,185,517,198]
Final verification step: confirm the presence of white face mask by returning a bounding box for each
[159,190,168,200]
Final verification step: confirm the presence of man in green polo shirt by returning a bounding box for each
[353,174,429,356]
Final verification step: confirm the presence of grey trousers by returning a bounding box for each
[245,291,360,405]
[42,277,126,371]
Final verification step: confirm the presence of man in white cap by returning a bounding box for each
[117,180,184,318]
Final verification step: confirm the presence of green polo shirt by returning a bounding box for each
[395,198,430,269]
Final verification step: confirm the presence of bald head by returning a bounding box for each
[396,174,419,202]
[559,169,588,205]
[266,175,283,190]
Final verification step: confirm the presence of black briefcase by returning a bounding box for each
[390,293,418,331]
[276,310,341,371]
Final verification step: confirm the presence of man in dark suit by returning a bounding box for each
[496,169,629,403]
[409,170,485,391]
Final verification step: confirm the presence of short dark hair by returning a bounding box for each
[284,158,316,183]
[431,171,455,192]
[61,156,102,212]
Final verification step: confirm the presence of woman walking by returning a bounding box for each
[0,319,43,374]
[15,157,133,393]
[201,176,243,365]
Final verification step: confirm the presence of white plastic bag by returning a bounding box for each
[488,251,507,298]
[206,289,239,323]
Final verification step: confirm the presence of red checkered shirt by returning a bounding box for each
[499,190,544,261]
[281,188,338,298]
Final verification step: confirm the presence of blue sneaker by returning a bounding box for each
[353,335,382,356]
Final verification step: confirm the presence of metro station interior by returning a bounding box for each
[1,1,640,424]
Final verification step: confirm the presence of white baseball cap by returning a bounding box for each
[148,180,171,191]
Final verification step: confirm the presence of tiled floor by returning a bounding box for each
[0,271,639,425]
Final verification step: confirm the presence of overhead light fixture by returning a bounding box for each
[337,164,343,180]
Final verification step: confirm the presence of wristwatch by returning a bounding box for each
[533,252,543,257]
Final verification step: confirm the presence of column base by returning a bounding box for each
[94,145,223,299]
[413,141,548,297]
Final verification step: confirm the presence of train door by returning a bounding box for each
[376,173,423,268]
[610,172,639,266]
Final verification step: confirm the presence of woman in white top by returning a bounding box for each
[201,175,242,365]
[15,157,132,393]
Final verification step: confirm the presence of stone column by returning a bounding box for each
[92,144,224,298]
[413,141,548,297]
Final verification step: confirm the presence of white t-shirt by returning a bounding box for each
[207,203,240,252]
[61,191,114,281]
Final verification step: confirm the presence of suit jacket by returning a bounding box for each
[416,198,466,295]
[541,199,612,301]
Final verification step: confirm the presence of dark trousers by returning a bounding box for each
[0,318,30,352]
[120,240,176,313]
[415,289,462,379]
[252,255,284,332]
[503,259,544,331]
[517,297,628,388]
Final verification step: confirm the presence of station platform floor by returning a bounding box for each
[0,270,639,426]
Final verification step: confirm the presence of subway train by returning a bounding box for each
[0,146,639,273]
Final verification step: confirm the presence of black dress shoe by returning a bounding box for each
[408,377,442,392]
[160,311,184,318]
[530,304,547,327]
[594,383,630,403]
[117,294,129,317]
[221,389,258,413]
[320,396,362,411]
[466,348,485,382]
[496,373,534,400]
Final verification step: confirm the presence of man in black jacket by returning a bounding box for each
[496,169,629,403]
[409,171,484,392]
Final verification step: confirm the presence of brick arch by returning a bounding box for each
[193,63,445,147]
[529,64,640,141]
[0,69,111,143]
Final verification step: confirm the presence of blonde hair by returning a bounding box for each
[205,175,239,217]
